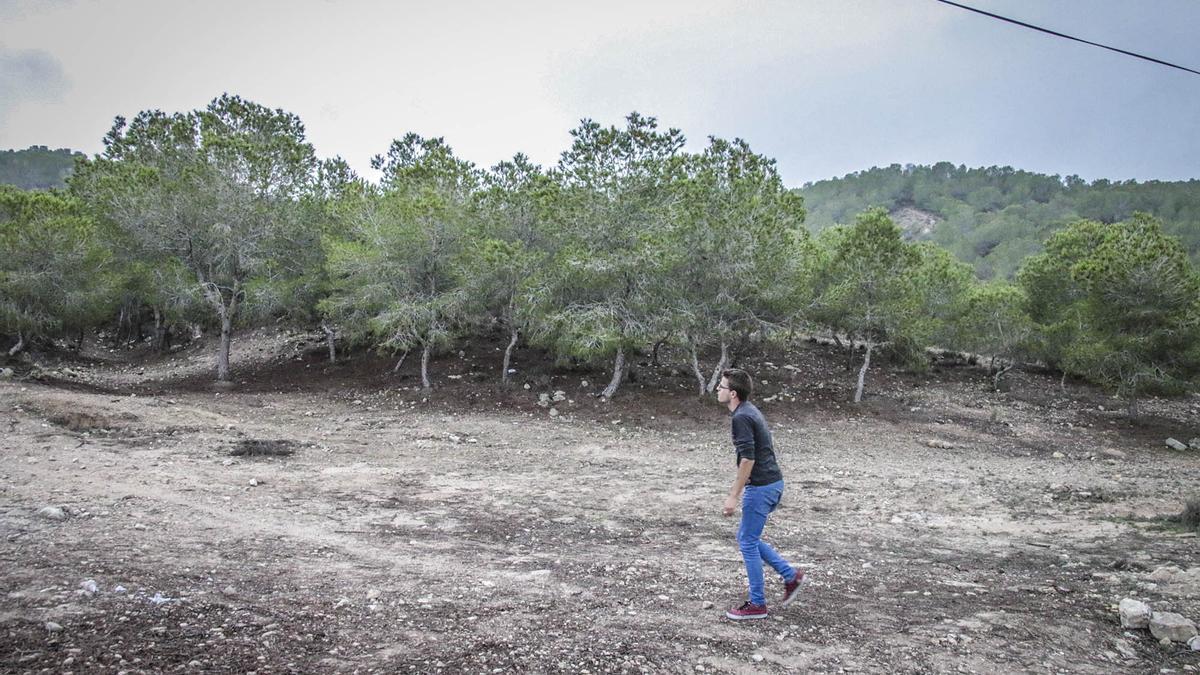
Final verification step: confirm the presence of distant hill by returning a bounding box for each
[0,146,83,190]
[796,163,1200,279]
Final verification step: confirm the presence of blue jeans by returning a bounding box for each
[738,479,795,606]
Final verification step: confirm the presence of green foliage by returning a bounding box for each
[0,146,83,190]
[952,281,1033,385]
[528,113,684,395]
[70,94,324,379]
[0,186,114,346]
[813,209,923,351]
[800,163,1200,279]
[322,134,479,387]
[1018,214,1200,409]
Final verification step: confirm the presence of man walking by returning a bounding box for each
[717,368,805,620]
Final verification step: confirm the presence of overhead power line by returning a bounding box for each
[933,0,1200,77]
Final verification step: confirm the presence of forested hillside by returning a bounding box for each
[0,146,82,190]
[797,163,1200,279]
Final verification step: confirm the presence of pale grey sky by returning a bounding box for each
[1,0,1197,186]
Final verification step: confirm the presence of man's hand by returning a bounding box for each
[722,495,738,517]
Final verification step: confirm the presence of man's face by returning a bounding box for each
[717,377,733,405]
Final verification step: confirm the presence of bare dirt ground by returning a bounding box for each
[2,329,1199,674]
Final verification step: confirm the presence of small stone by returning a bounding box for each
[552,390,567,402]
[1189,635,1200,651]
[1101,448,1127,460]
[925,439,954,449]
[37,506,67,521]
[752,654,764,662]
[45,621,63,632]
[702,600,714,609]
[222,586,236,596]
[221,459,234,467]
[249,478,259,487]
[580,380,589,388]
[1119,598,1152,628]
[1190,438,1200,451]
[79,579,99,595]
[523,383,531,390]
[1052,451,1065,459]
[1150,611,1197,643]
[1166,438,1188,451]
[549,408,560,418]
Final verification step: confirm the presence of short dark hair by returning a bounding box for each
[721,368,753,401]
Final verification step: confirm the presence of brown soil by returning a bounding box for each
[2,329,1199,674]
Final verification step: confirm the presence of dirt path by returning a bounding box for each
[2,333,1198,673]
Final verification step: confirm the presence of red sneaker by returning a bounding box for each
[725,601,769,620]
[780,571,808,608]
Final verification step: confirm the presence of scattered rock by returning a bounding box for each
[221,586,236,597]
[537,393,550,407]
[0,367,13,378]
[926,439,954,449]
[1166,438,1188,451]
[1150,566,1183,583]
[1149,611,1197,643]
[580,380,589,388]
[1119,598,1151,628]
[1113,638,1137,659]
[702,601,714,609]
[1190,438,1200,451]
[249,479,260,487]
[79,579,98,595]
[1101,448,1126,460]
[1052,451,1065,459]
[1189,635,1200,651]
[549,408,560,418]
[552,390,567,402]
[37,506,67,521]
[230,439,296,457]
[44,621,63,633]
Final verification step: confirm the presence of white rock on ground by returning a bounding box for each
[1188,635,1200,651]
[1119,598,1152,628]
[1165,438,1188,451]
[1149,611,1197,643]
[1189,438,1200,450]
[37,506,67,520]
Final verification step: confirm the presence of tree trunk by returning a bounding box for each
[689,343,707,397]
[992,362,1013,390]
[501,327,519,385]
[845,337,857,370]
[706,340,729,393]
[153,307,170,352]
[321,322,337,363]
[420,342,432,391]
[854,341,873,403]
[1059,370,1067,393]
[76,328,85,352]
[393,349,409,373]
[988,354,997,375]
[651,336,669,367]
[115,305,127,346]
[601,349,626,399]
[7,330,24,357]
[217,315,232,382]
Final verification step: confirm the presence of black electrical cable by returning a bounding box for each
[933,0,1200,77]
